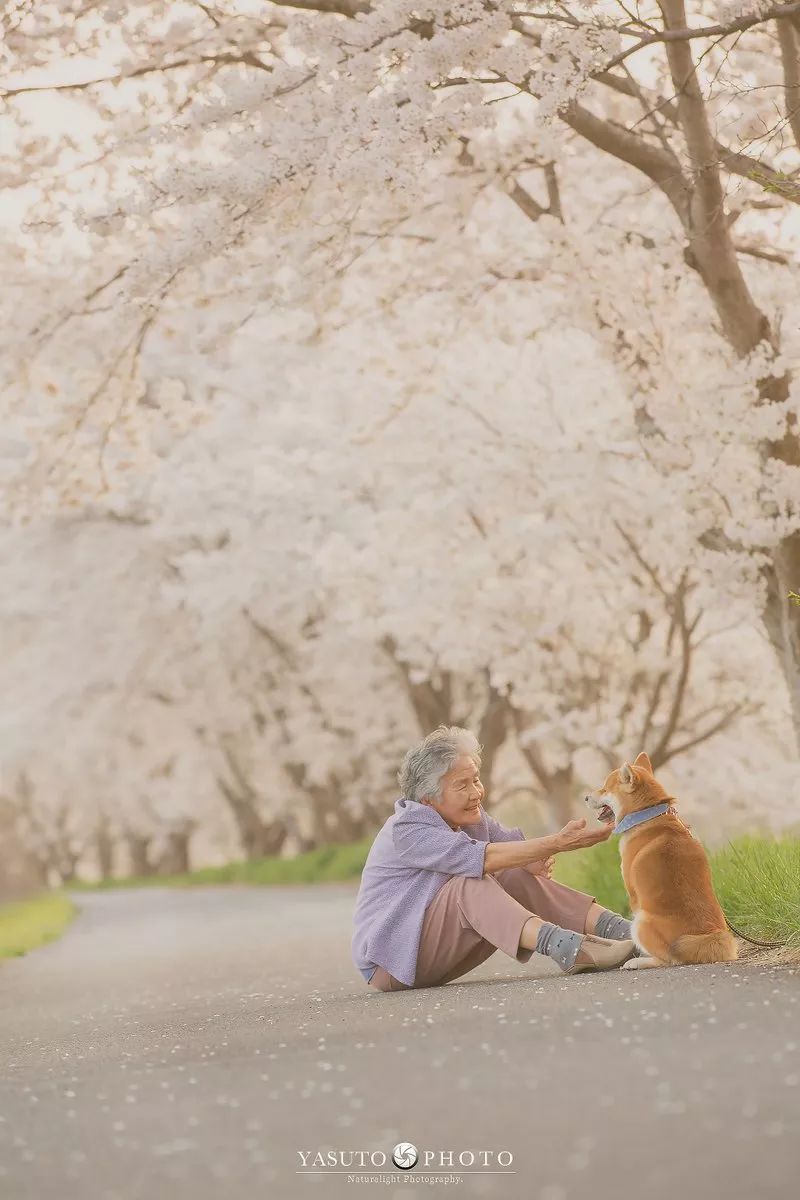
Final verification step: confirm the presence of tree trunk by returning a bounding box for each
[126,832,154,876]
[763,532,800,742]
[58,859,78,885]
[0,797,49,897]
[658,0,773,354]
[513,720,578,831]
[476,689,510,809]
[286,766,369,849]
[381,640,510,796]
[776,17,800,151]
[657,0,800,748]
[256,818,290,857]
[541,768,577,831]
[557,6,800,748]
[95,818,115,881]
[156,829,193,876]
[217,774,289,859]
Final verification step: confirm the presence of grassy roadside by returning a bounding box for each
[69,830,799,955]
[0,893,76,960]
[70,838,373,891]
[553,837,629,915]
[708,836,800,953]
[554,835,800,954]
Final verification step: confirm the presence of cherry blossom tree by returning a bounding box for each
[2,1,798,727]
[1,1,799,874]
[135,267,793,828]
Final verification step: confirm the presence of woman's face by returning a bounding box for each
[425,754,485,830]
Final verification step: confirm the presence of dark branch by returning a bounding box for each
[599,2,800,72]
[1,50,271,97]
[776,16,800,151]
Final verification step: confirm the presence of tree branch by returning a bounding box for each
[650,579,694,767]
[658,0,776,357]
[657,703,748,763]
[265,0,369,13]
[458,138,562,224]
[591,70,800,205]
[600,2,800,73]
[777,16,800,151]
[735,242,791,265]
[560,100,689,222]
[243,608,352,738]
[1,51,271,97]
[510,708,552,790]
[380,635,455,733]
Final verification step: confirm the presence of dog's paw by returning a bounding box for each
[621,956,661,970]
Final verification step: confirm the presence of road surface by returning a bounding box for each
[1,886,798,1200]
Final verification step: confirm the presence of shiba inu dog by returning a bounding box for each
[585,752,737,969]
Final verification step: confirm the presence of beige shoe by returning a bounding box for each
[565,935,637,974]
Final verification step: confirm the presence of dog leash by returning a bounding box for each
[721,839,787,948]
[722,916,785,949]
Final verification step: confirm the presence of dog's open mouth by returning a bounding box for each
[597,804,615,825]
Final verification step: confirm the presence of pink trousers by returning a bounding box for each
[368,868,595,992]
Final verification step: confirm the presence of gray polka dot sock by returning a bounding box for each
[593,910,633,941]
[535,921,584,972]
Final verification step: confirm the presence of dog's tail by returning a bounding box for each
[671,929,738,964]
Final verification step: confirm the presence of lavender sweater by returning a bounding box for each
[351,797,525,987]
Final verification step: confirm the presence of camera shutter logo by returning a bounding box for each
[392,1142,418,1170]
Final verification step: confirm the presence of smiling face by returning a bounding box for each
[585,751,667,826]
[422,754,485,830]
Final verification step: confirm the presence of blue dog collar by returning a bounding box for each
[614,802,672,837]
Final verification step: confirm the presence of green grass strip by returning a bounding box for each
[71,837,374,890]
[554,834,800,950]
[553,837,630,916]
[0,893,76,960]
[68,827,800,955]
[709,836,800,950]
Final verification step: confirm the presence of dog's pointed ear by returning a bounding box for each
[619,762,636,789]
[634,751,653,773]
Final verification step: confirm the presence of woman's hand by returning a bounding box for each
[523,856,555,879]
[555,817,613,852]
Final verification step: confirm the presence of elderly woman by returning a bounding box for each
[352,726,636,991]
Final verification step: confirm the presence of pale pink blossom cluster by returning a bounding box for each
[0,0,798,867]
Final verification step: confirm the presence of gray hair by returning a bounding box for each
[398,725,483,805]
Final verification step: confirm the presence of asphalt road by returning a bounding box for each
[1,885,798,1200]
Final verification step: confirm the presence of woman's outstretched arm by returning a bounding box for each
[483,818,612,875]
